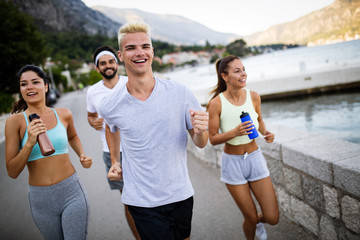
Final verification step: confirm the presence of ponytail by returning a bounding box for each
[206,55,239,110]
[11,97,27,114]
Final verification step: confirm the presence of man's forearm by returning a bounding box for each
[105,125,121,165]
[192,131,209,148]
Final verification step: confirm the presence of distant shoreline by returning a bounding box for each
[188,64,360,106]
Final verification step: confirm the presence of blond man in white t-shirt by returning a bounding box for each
[86,45,140,239]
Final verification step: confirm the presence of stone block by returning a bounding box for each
[267,123,313,145]
[345,229,360,240]
[290,196,319,235]
[334,155,360,198]
[319,215,338,240]
[341,195,360,234]
[282,146,332,184]
[276,186,291,217]
[323,185,340,219]
[282,133,360,184]
[259,123,314,161]
[302,176,324,211]
[267,156,284,185]
[203,144,218,167]
[283,167,302,199]
[256,128,282,160]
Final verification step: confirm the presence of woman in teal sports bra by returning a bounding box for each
[207,56,279,240]
[5,65,92,240]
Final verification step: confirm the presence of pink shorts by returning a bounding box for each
[220,147,270,185]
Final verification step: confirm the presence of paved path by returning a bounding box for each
[0,90,315,239]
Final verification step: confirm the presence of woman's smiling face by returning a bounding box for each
[19,71,48,104]
[222,59,247,89]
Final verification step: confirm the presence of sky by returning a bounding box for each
[82,0,335,36]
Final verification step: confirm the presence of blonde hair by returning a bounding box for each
[118,22,151,51]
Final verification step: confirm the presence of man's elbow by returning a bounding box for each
[196,142,208,149]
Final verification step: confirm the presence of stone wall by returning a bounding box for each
[187,124,360,239]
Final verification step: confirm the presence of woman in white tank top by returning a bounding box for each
[207,55,279,240]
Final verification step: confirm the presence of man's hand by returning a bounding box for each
[108,162,122,181]
[92,118,104,130]
[189,110,209,135]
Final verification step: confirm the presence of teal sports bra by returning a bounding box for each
[21,108,69,162]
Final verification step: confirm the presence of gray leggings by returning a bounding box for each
[28,172,89,240]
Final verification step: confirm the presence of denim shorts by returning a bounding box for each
[103,151,124,190]
[220,147,270,185]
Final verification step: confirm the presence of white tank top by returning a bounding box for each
[219,88,259,145]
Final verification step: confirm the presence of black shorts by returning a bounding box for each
[128,196,194,240]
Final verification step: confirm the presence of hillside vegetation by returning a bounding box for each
[243,0,360,46]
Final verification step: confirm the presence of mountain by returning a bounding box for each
[243,0,360,46]
[11,0,121,37]
[91,6,238,46]
[92,1,359,46]
[10,0,358,46]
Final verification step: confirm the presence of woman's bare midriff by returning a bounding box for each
[224,139,258,155]
[27,154,75,186]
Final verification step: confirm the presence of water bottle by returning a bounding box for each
[29,113,55,156]
[239,111,259,139]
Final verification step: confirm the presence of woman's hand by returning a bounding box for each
[80,154,92,168]
[234,121,254,137]
[27,119,47,146]
[263,130,275,143]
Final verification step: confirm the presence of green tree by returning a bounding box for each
[76,70,102,87]
[44,32,119,63]
[45,66,68,89]
[0,93,14,113]
[152,40,176,58]
[0,0,46,94]
[88,70,102,86]
[226,39,248,57]
[152,60,162,73]
[205,40,213,51]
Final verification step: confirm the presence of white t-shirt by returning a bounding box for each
[86,76,127,152]
[99,78,202,207]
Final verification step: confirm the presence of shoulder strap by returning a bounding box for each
[51,108,60,121]
[244,88,251,104]
[219,92,226,102]
[23,112,29,126]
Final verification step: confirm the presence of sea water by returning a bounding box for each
[261,91,360,144]
[160,39,360,144]
[162,39,360,88]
